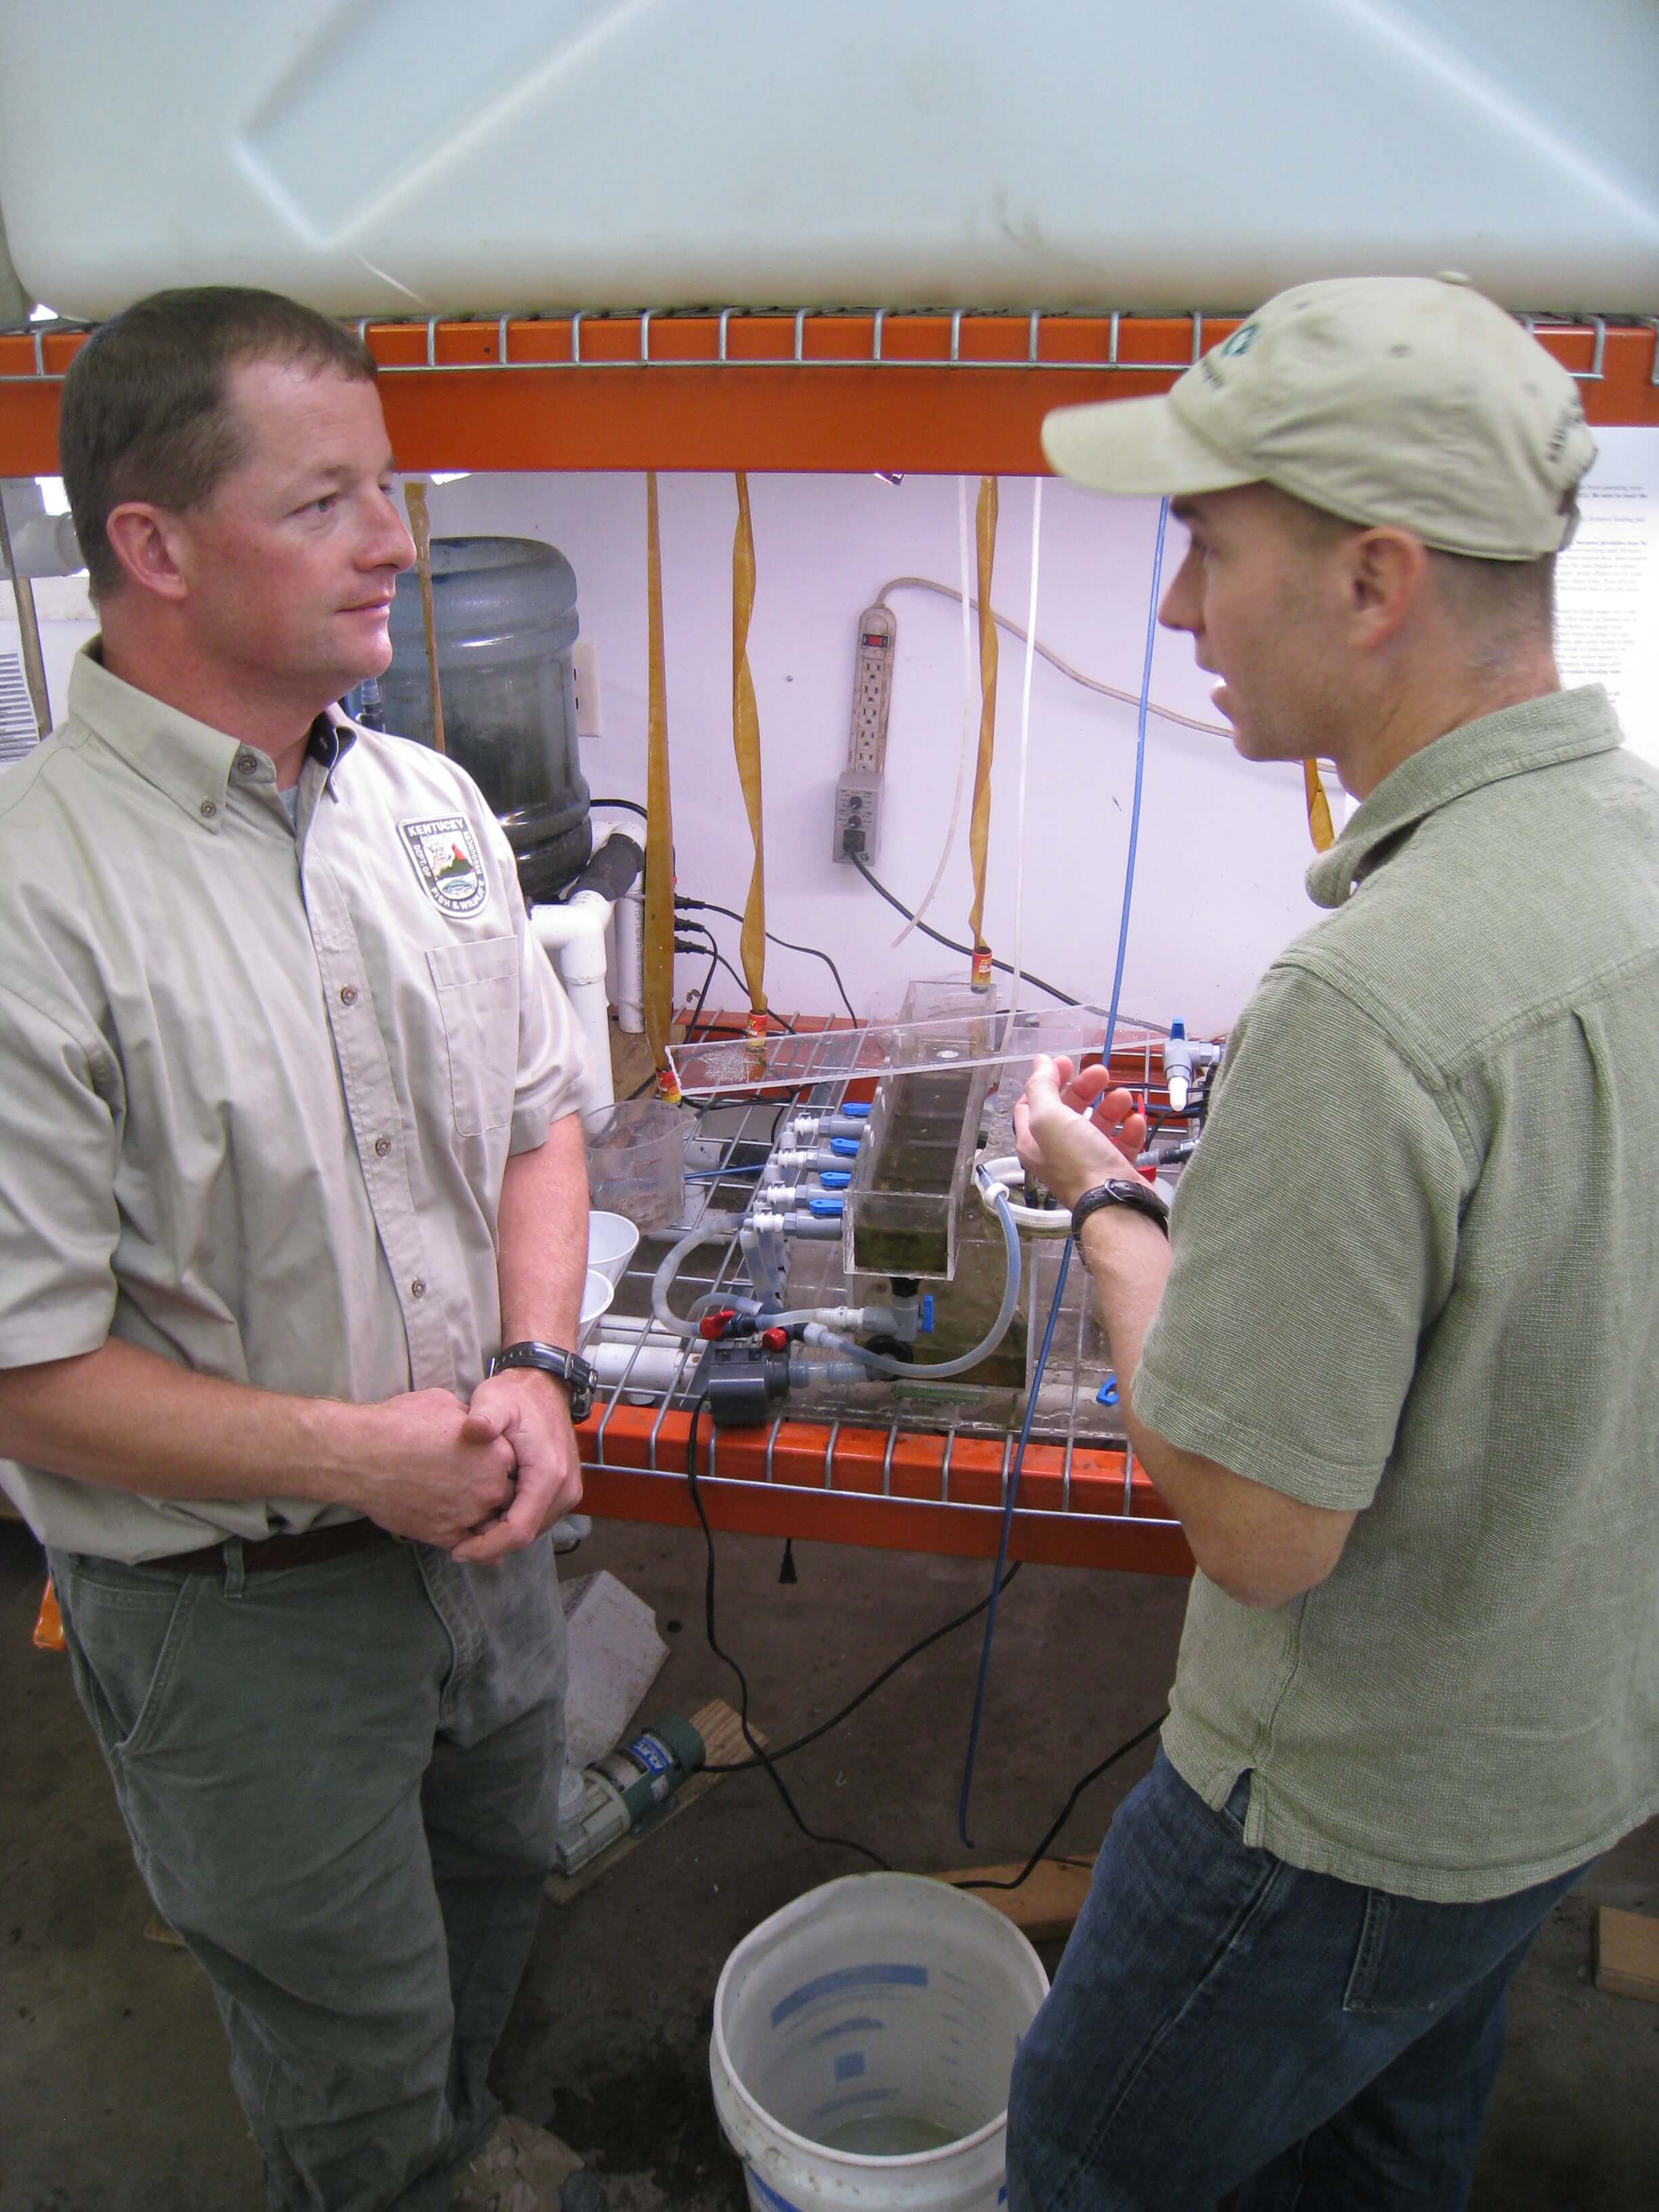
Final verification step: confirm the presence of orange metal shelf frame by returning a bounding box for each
[3,310,1656,476]
[574,1400,1194,1579]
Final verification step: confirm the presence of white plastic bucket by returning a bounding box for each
[711,1873,1048,2212]
[586,1209,640,1288]
[576,1267,614,1351]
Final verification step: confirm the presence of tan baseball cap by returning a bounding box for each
[1041,276,1596,559]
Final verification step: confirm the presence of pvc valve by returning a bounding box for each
[698,1307,737,1340]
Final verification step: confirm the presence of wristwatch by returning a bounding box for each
[1070,1179,1170,1242]
[486,1340,598,1422]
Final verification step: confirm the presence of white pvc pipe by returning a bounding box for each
[590,1340,699,1393]
[612,879,644,1034]
[528,818,649,1115]
[586,811,645,1036]
[531,890,614,1116]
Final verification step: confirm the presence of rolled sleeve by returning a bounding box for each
[1133,960,1470,1513]
[0,979,121,1368]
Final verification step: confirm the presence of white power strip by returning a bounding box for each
[834,603,895,862]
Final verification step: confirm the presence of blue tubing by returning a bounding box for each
[956,497,1172,1849]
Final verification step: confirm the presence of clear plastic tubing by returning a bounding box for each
[806,1184,1021,1379]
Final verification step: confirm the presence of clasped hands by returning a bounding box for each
[356,1366,583,1563]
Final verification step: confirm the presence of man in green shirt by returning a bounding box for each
[1008,276,1659,2208]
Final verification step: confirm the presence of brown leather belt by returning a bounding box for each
[148,1519,392,1576]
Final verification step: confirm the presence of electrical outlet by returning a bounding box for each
[572,640,602,741]
[832,768,883,864]
[848,603,896,775]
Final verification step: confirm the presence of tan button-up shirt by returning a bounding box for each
[0,644,586,1561]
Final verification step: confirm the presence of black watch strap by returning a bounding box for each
[487,1339,598,1421]
[1070,1178,1170,1241]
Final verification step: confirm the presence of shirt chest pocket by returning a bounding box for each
[427,938,520,1138]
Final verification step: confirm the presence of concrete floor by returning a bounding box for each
[3,1511,1656,2211]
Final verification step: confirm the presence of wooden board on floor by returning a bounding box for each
[925,1857,1094,1944]
[1595,1906,1659,2004]
[545,1696,762,1906]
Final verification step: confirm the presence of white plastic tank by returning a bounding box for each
[1,1,1656,321]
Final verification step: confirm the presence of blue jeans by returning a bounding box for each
[1006,1748,1586,2212]
[48,1532,567,2212]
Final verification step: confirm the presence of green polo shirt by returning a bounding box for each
[1136,685,1659,1902]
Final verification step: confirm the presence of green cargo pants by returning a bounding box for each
[47,1530,567,2212]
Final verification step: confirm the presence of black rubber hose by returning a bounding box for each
[565,832,643,903]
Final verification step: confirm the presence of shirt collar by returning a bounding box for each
[68,642,358,828]
[1307,686,1623,909]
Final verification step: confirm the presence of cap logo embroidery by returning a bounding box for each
[1218,322,1260,359]
[398,815,489,917]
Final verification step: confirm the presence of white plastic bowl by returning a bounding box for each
[587,1210,640,1288]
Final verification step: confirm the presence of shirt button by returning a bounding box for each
[374,1136,392,1157]
[235,752,260,776]
[339,985,358,1006]
[199,799,218,819]
[409,1279,427,1300]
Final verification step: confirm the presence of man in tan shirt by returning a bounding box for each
[0,289,591,2210]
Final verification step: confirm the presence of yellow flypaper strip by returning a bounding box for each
[965,476,1000,976]
[403,480,445,754]
[1303,758,1335,851]
[642,473,678,1086]
[731,472,768,1019]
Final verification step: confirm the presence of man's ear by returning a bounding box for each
[102,504,192,603]
[1343,527,1429,648]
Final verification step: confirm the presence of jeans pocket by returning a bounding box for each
[58,1561,203,1765]
[1343,1889,1483,2017]
[1343,1866,1586,2018]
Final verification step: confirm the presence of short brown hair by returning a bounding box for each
[59,287,376,599]
[1274,484,1557,661]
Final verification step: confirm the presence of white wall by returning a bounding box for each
[0,575,96,758]
[425,470,1326,1036]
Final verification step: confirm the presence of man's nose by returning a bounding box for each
[367,487,415,574]
[1158,549,1200,634]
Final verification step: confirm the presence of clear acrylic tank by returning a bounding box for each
[381,535,592,902]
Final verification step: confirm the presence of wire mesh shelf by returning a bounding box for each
[577,1080,1191,1576]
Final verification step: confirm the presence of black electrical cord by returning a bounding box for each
[705,1561,1024,1774]
[684,1400,892,1870]
[701,954,799,1033]
[849,855,1086,1010]
[953,1712,1166,1893]
[683,1401,1165,1886]
[674,940,800,1042]
[678,896,861,1029]
[682,944,722,1044]
[589,796,649,821]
